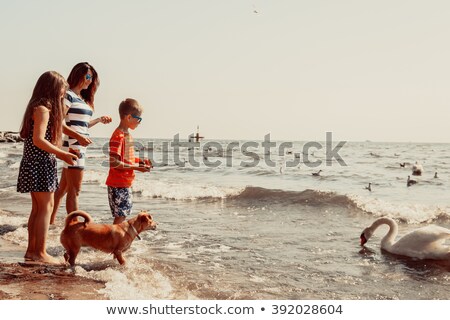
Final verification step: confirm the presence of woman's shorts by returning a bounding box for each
[108,186,133,217]
[62,146,86,169]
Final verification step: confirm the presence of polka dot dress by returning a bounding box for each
[17,121,58,193]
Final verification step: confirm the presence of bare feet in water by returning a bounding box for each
[24,253,64,265]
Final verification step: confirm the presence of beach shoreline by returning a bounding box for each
[0,237,107,300]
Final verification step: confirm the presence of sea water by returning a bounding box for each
[0,138,449,299]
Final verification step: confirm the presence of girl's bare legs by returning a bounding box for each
[26,192,60,264]
[50,168,68,224]
[24,193,38,260]
[65,168,84,214]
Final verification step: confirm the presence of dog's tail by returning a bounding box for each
[65,210,92,228]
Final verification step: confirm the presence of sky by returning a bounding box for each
[1,0,449,142]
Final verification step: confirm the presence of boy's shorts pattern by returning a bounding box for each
[108,186,133,217]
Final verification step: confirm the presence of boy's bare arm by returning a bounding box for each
[109,154,150,172]
[136,157,153,168]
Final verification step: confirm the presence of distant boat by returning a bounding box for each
[189,125,204,143]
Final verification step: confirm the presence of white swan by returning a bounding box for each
[360,217,450,260]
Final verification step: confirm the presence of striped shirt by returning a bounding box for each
[62,89,93,150]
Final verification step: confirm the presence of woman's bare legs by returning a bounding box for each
[50,168,68,224]
[65,168,84,213]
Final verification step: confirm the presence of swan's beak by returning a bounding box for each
[360,233,367,246]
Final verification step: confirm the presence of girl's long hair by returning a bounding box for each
[19,71,68,146]
[67,62,99,109]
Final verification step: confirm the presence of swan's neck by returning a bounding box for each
[371,217,398,249]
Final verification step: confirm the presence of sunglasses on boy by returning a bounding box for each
[131,114,142,123]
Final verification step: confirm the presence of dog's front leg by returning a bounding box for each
[113,251,126,265]
[64,248,80,266]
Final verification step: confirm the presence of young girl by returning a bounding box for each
[17,71,78,264]
[50,62,111,224]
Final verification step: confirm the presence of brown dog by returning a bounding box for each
[60,210,157,265]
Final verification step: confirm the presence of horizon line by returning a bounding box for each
[88,135,450,145]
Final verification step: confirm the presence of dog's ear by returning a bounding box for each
[139,213,153,223]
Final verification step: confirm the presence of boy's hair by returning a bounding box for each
[119,98,143,118]
[67,62,99,109]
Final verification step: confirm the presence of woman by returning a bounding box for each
[50,62,112,224]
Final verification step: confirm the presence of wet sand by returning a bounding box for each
[0,238,107,300]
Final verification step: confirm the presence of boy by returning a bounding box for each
[106,98,151,224]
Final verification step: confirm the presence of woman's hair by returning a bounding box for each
[67,62,99,109]
[19,71,68,145]
[119,98,143,118]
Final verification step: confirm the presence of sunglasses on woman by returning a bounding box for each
[85,74,92,80]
